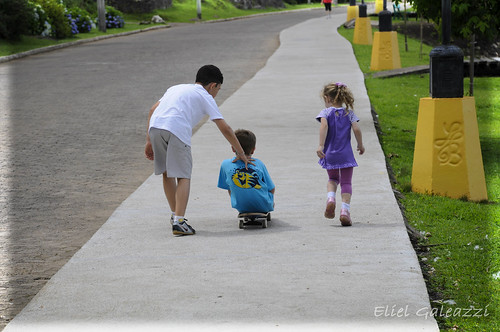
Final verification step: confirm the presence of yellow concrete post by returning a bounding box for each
[370,31,401,70]
[375,0,384,13]
[347,5,359,22]
[411,97,488,201]
[353,17,373,45]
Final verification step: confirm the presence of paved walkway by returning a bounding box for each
[4,13,438,332]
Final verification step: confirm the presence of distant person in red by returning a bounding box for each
[322,0,333,19]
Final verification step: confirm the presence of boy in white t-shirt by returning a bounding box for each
[145,65,250,236]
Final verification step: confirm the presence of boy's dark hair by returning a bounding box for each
[195,65,223,85]
[235,129,256,155]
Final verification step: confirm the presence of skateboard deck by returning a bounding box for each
[238,212,271,229]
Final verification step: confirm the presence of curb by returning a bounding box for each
[371,64,429,78]
[0,25,171,64]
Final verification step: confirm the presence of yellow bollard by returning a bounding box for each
[370,31,401,70]
[411,97,488,201]
[375,0,384,14]
[353,17,373,45]
[347,5,359,22]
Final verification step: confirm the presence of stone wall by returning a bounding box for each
[106,0,173,14]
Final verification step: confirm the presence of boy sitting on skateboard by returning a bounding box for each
[218,129,275,214]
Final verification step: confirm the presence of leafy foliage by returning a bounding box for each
[400,0,499,43]
[67,7,93,33]
[62,0,97,15]
[104,6,125,29]
[0,0,34,40]
[27,1,49,36]
[33,0,72,39]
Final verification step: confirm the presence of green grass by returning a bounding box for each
[339,26,499,331]
[339,23,434,72]
[128,0,314,22]
[0,24,145,56]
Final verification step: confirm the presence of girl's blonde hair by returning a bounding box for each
[322,82,355,112]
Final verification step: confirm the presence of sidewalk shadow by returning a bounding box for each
[198,218,301,238]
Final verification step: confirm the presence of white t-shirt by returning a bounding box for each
[149,84,223,146]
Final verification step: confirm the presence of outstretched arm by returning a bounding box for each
[213,119,252,169]
[145,101,159,160]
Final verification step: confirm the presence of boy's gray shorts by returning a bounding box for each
[149,127,192,179]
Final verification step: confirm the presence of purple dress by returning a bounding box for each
[316,107,359,170]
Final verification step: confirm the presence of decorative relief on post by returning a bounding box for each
[434,122,464,166]
[382,40,391,60]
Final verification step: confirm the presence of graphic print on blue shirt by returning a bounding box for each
[218,158,275,213]
[232,167,262,189]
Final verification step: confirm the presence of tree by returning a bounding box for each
[406,0,499,95]
[0,0,33,40]
[406,0,499,49]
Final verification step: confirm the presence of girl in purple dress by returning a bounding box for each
[316,82,365,226]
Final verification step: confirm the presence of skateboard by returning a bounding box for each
[238,212,271,229]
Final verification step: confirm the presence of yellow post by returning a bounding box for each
[353,17,373,45]
[347,5,359,22]
[370,31,401,70]
[375,0,384,13]
[411,97,488,201]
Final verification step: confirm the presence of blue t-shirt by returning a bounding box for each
[218,157,275,213]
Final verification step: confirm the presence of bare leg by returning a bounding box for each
[174,178,190,217]
[341,193,351,205]
[327,180,337,194]
[162,172,176,212]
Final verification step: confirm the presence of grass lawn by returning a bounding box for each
[338,26,499,331]
[0,24,146,56]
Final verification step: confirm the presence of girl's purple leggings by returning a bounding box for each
[327,167,353,195]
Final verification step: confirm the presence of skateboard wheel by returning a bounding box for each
[239,220,244,229]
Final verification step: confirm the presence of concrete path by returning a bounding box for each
[4,13,439,332]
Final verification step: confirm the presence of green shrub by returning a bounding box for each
[34,0,72,39]
[62,0,96,15]
[0,0,34,40]
[105,5,125,29]
[27,1,49,36]
[67,7,93,33]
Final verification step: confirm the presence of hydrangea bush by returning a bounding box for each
[0,0,125,41]
[66,7,92,34]
[104,6,125,29]
[33,0,71,39]
[27,1,48,36]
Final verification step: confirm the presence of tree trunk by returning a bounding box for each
[419,14,423,59]
[97,0,106,32]
[469,33,475,96]
[404,0,408,51]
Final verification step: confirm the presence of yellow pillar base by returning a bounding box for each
[353,17,373,45]
[347,6,358,22]
[370,31,401,71]
[411,97,488,201]
[375,0,383,13]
